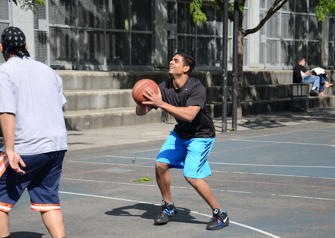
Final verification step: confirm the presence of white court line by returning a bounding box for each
[63,177,335,201]
[74,155,155,161]
[63,177,185,189]
[69,155,335,169]
[279,194,335,201]
[231,139,334,147]
[60,190,281,238]
[210,162,335,169]
[68,158,335,181]
[228,171,335,181]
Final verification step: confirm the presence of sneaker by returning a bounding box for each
[206,208,229,230]
[154,200,177,225]
[309,89,319,96]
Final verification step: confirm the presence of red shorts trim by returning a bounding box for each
[30,203,61,211]
[0,152,9,177]
[0,202,13,213]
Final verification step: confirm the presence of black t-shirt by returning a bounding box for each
[292,64,307,83]
[159,77,215,139]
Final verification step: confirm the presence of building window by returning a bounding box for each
[259,0,332,68]
[167,0,227,69]
[47,0,153,70]
[0,0,9,64]
[24,0,335,70]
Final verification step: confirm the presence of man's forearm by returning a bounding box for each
[0,113,15,152]
[159,102,200,122]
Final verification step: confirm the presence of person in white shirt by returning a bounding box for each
[0,26,67,238]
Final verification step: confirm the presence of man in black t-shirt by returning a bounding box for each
[292,57,333,95]
[293,57,307,83]
[136,52,229,231]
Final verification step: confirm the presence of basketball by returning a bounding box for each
[132,79,159,105]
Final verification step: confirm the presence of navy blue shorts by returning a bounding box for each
[156,131,214,178]
[0,150,66,212]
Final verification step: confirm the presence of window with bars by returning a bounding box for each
[47,0,153,70]
[259,0,333,68]
[167,0,228,69]
[0,0,9,64]
[2,0,332,70]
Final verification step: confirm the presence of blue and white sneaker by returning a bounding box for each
[206,208,229,230]
[154,200,177,225]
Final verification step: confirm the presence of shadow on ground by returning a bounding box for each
[11,232,44,238]
[105,203,207,225]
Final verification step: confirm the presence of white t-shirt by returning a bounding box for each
[0,57,68,155]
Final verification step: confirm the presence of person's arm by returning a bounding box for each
[141,87,200,122]
[135,104,153,115]
[0,113,26,174]
[158,102,200,122]
[301,70,311,78]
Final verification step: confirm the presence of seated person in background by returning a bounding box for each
[293,57,333,96]
[310,67,333,94]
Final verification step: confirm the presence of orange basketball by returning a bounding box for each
[132,79,159,105]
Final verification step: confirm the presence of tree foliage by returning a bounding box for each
[189,0,335,75]
[190,0,208,23]
[9,0,45,11]
[190,0,335,26]
[190,0,290,30]
[315,0,335,21]
[189,0,290,77]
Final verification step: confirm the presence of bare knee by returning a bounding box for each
[40,210,65,238]
[155,162,169,173]
[0,210,10,237]
[185,177,198,188]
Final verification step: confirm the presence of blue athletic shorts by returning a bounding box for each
[156,131,214,178]
[0,150,66,213]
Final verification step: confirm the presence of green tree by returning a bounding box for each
[190,0,289,118]
[315,0,335,21]
[190,0,335,117]
[9,0,45,10]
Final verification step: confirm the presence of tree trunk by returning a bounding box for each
[236,3,245,120]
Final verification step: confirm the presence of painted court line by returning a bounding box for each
[69,156,335,170]
[210,162,335,169]
[63,177,335,202]
[232,139,334,147]
[228,171,335,181]
[60,190,281,238]
[279,194,335,201]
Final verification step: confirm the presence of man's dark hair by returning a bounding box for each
[173,52,196,73]
[297,57,305,64]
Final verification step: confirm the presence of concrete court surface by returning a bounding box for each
[6,109,335,238]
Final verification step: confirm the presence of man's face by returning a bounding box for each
[299,58,306,66]
[169,54,190,75]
